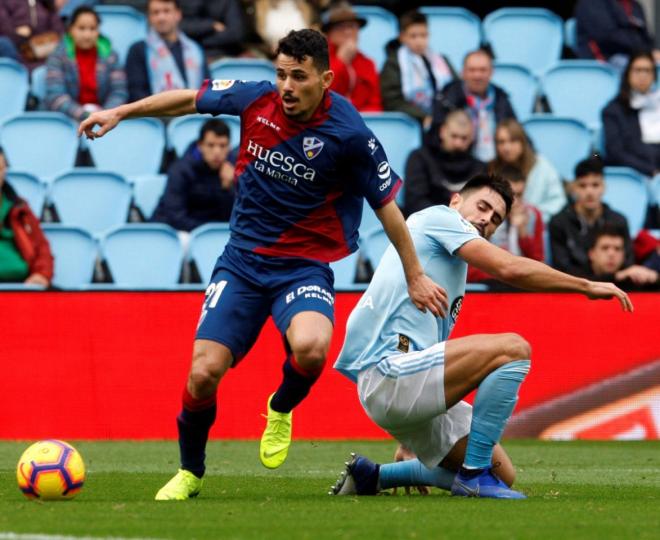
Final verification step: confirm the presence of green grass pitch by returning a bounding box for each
[1,440,659,539]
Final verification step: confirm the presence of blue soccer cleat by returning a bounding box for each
[329,453,380,496]
[451,467,527,499]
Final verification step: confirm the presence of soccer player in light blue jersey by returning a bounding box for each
[331,174,633,499]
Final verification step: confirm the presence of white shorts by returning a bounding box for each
[357,342,472,468]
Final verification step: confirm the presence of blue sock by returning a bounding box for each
[464,360,531,470]
[270,354,322,413]
[177,388,217,478]
[379,459,455,491]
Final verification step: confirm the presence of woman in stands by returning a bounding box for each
[489,118,566,222]
[45,6,127,122]
[602,51,660,178]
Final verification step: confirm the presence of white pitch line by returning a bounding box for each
[0,533,166,540]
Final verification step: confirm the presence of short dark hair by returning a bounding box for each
[459,173,514,215]
[497,164,525,183]
[276,29,329,72]
[198,119,230,142]
[574,155,604,179]
[399,10,427,32]
[147,0,180,10]
[68,6,100,27]
[589,223,627,250]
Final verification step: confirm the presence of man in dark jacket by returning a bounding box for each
[179,0,245,59]
[152,119,235,232]
[404,109,485,216]
[575,0,660,66]
[429,48,516,163]
[549,156,633,277]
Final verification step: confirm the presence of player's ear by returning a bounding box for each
[449,193,462,209]
[321,69,334,90]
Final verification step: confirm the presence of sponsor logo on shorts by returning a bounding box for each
[285,285,334,306]
[211,79,235,91]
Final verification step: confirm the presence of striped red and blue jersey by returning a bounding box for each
[195,79,402,263]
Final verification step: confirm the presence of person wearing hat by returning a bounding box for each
[322,2,382,112]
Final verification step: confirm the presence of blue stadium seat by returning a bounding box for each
[131,173,167,219]
[6,171,47,218]
[542,61,619,130]
[0,59,29,125]
[330,250,363,290]
[353,5,398,70]
[523,115,592,181]
[189,223,232,284]
[42,225,98,288]
[492,63,538,121]
[30,64,48,103]
[210,58,276,82]
[602,167,649,237]
[88,117,165,176]
[564,17,577,54]
[0,112,79,182]
[360,226,391,269]
[50,170,133,235]
[166,114,241,157]
[102,224,184,287]
[419,7,481,71]
[651,173,660,207]
[359,199,382,240]
[483,8,563,76]
[96,5,147,65]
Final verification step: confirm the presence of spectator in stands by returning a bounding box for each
[587,224,658,290]
[549,156,633,277]
[0,0,64,70]
[152,119,235,232]
[602,51,660,177]
[468,166,544,283]
[430,48,516,162]
[45,6,127,122]
[489,118,566,222]
[0,148,53,287]
[380,10,455,128]
[125,0,210,103]
[252,0,318,57]
[323,2,382,112]
[575,0,660,69]
[179,0,245,59]
[57,1,99,21]
[404,109,485,216]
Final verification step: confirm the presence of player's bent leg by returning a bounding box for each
[156,340,233,501]
[260,312,332,469]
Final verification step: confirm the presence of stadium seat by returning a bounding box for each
[30,64,47,103]
[542,61,619,130]
[6,171,47,218]
[651,173,660,207]
[189,223,232,284]
[492,63,538,121]
[353,5,398,70]
[209,58,276,82]
[330,250,362,290]
[0,112,79,182]
[360,226,391,269]
[50,170,133,236]
[88,117,165,176]
[602,167,649,237]
[0,59,29,126]
[359,199,382,240]
[523,115,592,181]
[419,7,481,71]
[166,114,241,157]
[131,173,167,219]
[483,8,563,76]
[42,225,98,288]
[96,5,147,65]
[102,224,184,287]
[564,17,577,54]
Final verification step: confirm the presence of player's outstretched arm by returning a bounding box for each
[457,239,634,312]
[375,201,449,317]
[78,89,198,140]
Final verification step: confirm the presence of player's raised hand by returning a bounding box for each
[585,281,634,312]
[78,107,123,140]
[408,274,448,318]
[392,444,430,496]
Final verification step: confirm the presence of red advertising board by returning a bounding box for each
[1,291,657,440]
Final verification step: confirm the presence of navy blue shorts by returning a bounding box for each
[195,244,335,363]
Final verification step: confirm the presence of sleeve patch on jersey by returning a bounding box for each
[212,79,236,91]
[397,334,410,353]
[459,216,479,234]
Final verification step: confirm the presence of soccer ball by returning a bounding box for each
[16,440,85,500]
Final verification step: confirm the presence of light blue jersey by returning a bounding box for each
[334,206,483,382]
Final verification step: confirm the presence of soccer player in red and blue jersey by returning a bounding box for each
[79,29,448,500]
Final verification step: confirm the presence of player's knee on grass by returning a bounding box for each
[188,343,232,397]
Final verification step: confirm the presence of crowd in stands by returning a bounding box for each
[0,1,658,290]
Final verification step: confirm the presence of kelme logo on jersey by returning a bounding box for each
[247,139,317,184]
[302,137,324,160]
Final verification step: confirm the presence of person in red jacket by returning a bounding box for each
[322,2,382,112]
[0,148,53,286]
